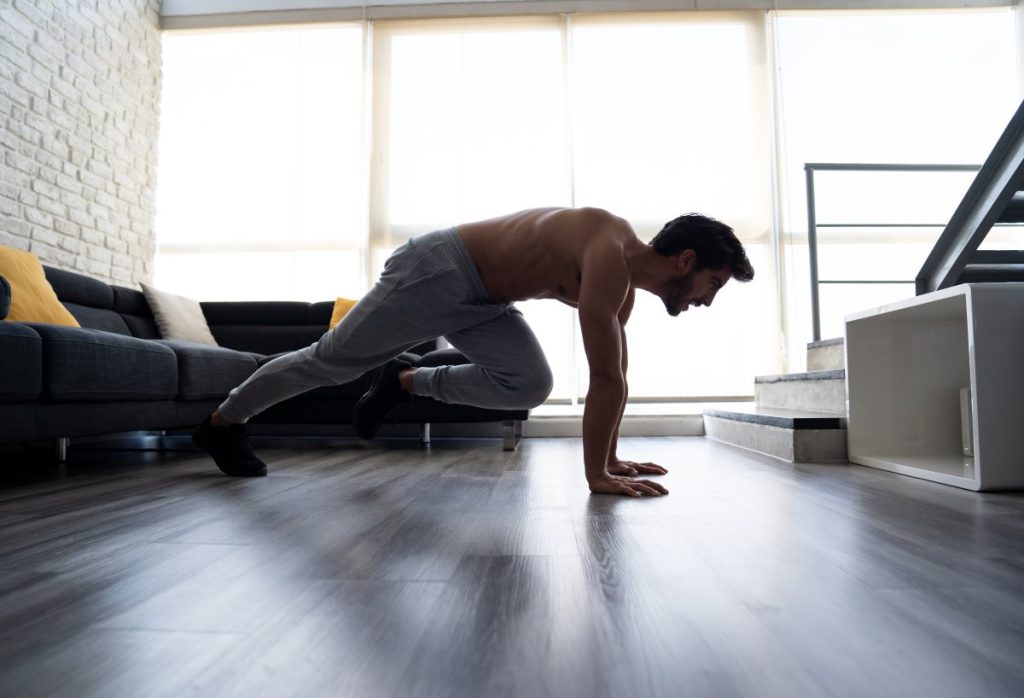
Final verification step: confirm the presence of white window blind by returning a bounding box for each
[155,24,369,301]
[569,13,776,399]
[372,17,571,240]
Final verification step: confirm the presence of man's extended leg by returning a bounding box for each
[194,228,517,474]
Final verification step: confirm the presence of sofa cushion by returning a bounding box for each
[26,324,178,402]
[329,297,358,329]
[62,303,133,335]
[0,274,11,319]
[155,340,258,401]
[43,266,132,335]
[0,322,42,402]
[113,286,160,339]
[0,251,79,326]
[143,284,219,345]
[44,265,113,308]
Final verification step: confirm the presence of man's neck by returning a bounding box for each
[626,243,674,292]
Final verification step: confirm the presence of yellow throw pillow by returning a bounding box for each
[0,245,79,326]
[329,297,358,329]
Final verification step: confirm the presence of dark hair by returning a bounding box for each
[649,213,754,282]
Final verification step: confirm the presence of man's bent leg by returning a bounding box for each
[411,305,553,410]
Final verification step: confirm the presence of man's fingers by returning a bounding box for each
[637,479,669,495]
[607,463,639,476]
[589,476,668,497]
[635,462,669,474]
[630,483,663,496]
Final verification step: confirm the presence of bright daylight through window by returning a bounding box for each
[155,9,1020,403]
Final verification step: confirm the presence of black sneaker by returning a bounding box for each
[192,416,268,477]
[353,357,414,440]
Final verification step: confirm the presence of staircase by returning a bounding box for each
[703,338,848,463]
[917,98,1024,293]
[703,100,1024,465]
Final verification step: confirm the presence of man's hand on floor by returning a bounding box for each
[589,474,668,497]
[606,458,669,477]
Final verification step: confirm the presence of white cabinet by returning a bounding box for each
[845,283,1024,491]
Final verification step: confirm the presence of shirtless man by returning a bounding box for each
[192,207,754,497]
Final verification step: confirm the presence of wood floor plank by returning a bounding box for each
[0,436,1022,697]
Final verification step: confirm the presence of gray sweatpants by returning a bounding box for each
[216,228,554,424]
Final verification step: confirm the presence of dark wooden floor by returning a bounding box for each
[0,436,1023,698]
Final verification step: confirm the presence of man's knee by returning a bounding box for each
[505,363,553,409]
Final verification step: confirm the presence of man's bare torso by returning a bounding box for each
[457,207,640,307]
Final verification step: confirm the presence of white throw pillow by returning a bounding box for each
[141,283,219,346]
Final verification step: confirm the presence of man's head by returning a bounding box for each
[648,213,754,317]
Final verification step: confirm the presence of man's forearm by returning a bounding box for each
[582,377,626,483]
[607,380,627,463]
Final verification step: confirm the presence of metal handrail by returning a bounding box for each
[804,162,981,341]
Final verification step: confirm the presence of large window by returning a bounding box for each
[375,18,571,237]
[156,25,368,301]
[569,13,774,399]
[154,9,1021,403]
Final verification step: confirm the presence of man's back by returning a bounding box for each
[457,207,640,307]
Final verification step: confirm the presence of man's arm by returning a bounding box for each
[577,238,666,497]
[604,288,669,478]
[606,290,632,466]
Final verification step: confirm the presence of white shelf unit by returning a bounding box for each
[845,283,1024,491]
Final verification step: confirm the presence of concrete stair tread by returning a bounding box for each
[808,337,844,348]
[807,337,846,372]
[704,405,847,429]
[755,369,845,383]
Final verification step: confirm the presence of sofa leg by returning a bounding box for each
[55,437,69,463]
[502,420,521,452]
[420,422,431,445]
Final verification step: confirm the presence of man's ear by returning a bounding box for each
[678,249,696,273]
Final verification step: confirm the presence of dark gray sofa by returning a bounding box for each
[0,265,527,457]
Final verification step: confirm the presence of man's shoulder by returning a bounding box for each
[572,207,633,234]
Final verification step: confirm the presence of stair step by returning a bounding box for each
[755,369,847,412]
[807,337,845,371]
[703,406,848,463]
[959,263,1024,283]
[704,406,846,429]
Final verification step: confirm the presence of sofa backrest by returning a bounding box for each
[202,301,438,356]
[201,301,336,354]
[43,266,160,338]
[33,265,438,356]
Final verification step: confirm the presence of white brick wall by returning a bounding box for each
[0,0,161,286]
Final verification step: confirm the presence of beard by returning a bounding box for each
[663,272,696,317]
